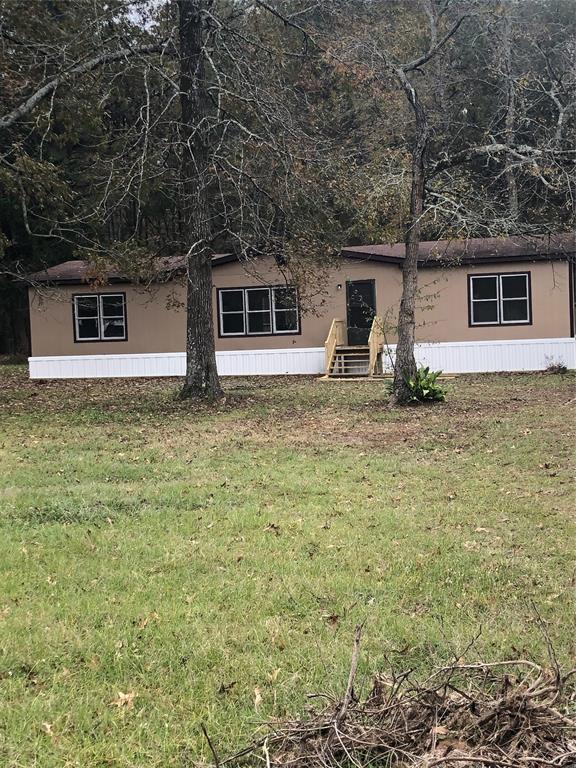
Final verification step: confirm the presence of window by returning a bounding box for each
[247,288,272,334]
[469,273,531,326]
[273,287,299,332]
[219,286,299,336]
[73,293,127,341]
[220,290,245,335]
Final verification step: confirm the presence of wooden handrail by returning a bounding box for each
[324,318,346,373]
[368,315,384,376]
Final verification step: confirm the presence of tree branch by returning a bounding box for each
[403,13,468,72]
[0,41,174,130]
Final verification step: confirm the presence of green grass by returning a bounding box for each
[0,366,575,766]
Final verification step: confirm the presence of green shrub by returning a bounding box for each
[404,366,446,402]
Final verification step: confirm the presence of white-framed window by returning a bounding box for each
[73,293,127,341]
[219,286,299,336]
[469,273,531,326]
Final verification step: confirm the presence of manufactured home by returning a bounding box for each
[27,234,576,379]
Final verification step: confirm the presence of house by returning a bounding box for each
[27,234,576,379]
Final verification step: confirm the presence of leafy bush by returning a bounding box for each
[404,366,446,402]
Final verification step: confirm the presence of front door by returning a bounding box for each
[346,280,376,345]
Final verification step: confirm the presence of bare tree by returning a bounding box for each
[321,1,468,402]
[313,0,575,403]
[0,0,321,398]
[178,0,222,398]
[500,0,519,220]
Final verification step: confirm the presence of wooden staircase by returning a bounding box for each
[324,316,385,378]
[328,346,370,377]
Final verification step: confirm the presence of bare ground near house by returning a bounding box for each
[0,364,574,767]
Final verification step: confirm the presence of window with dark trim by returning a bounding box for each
[73,293,127,341]
[469,273,531,326]
[219,286,299,336]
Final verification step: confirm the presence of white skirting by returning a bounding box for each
[28,347,326,379]
[381,336,576,374]
[29,337,576,379]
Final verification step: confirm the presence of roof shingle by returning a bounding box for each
[343,232,576,265]
[26,233,575,284]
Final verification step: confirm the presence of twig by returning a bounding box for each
[337,623,363,726]
[201,722,221,768]
[322,623,363,758]
[223,639,576,768]
[262,736,271,768]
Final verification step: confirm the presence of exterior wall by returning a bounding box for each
[211,257,401,350]
[29,282,186,357]
[28,256,572,360]
[211,257,572,348]
[28,258,400,358]
[416,260,571,343]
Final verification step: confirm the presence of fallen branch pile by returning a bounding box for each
[224,629,576,768]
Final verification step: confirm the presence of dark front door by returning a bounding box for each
[346,280,376,345]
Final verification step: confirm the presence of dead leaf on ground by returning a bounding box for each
[110,691,137,710]
[323,612,339,629]
[137,611,159,629]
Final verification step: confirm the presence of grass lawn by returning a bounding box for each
[0,365,575,767]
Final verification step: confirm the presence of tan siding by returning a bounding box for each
[211,258,403,350]
[28,257,572,358]
[29,283,186,356]
[417,260,571,342]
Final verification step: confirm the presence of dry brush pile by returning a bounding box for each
[223,629,576,768]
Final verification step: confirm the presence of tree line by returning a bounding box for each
[1,0,574,401]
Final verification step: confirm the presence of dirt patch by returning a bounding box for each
[208,376,576,451]
[2,367,574,452]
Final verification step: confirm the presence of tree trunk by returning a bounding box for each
[392,90,429,404]
[178,0,223,400]
[501,1,518,221]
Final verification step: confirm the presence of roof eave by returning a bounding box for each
[342,250,404,265]
[26,276,134,286]
[420,252,574,268]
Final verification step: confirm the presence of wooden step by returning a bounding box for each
[327,374,369,379]
[327,343,377,378]
[334,357,368,363]
[329,370,370,375]
[335,345,369,352]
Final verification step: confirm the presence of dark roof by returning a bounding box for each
[26,233,575,284]
[343,233,576,266]
[27,260,122,284]
[27,252,234,284]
